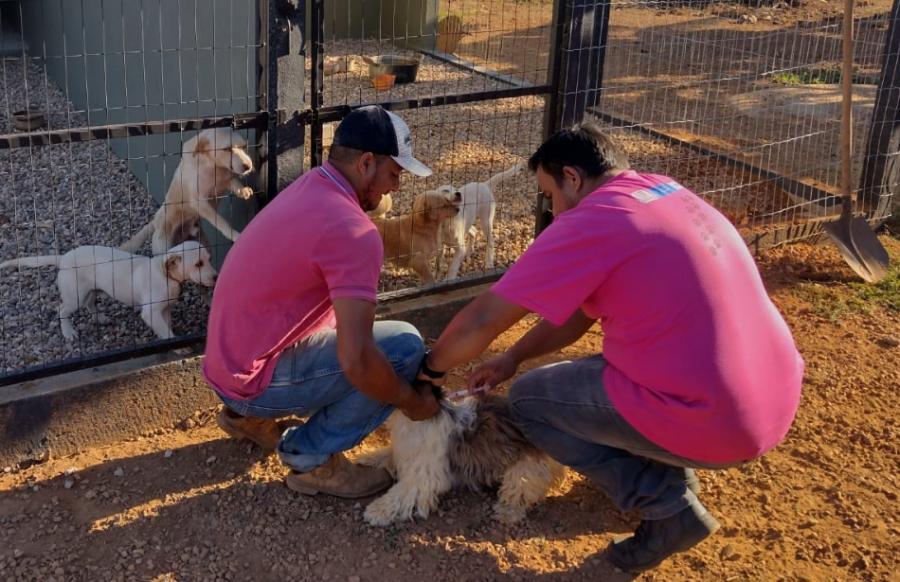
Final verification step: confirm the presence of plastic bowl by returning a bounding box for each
[372,73,396,91]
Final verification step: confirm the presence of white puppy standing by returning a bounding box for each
[0,241,217,340]
[438,162,524,280]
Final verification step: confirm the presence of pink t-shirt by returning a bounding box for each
[492,171,803,464]
[203,163,383,400]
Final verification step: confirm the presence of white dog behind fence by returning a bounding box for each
[120,127,254,255]
[438,162,524,280]
[0,241,217,341]
[359,393,565,526]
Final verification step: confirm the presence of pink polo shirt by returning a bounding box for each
[203,163,383,400]
[493,171,803,464]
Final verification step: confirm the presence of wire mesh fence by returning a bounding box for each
[0,0,897,385]
[0,0,269,381]
[575,0,897,250]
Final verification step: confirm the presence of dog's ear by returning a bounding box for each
[424,195,443,222]
[412,193,428,222]
[164,253,181,278]
[193,135,211,158]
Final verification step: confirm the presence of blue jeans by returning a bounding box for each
[509,355,734,520]
[218,320,425,472]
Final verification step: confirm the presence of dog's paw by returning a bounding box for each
[493,501,527,524]
[236,186,254,200]
[363,495,402,527]
[61,328,78,340]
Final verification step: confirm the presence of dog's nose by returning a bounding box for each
[454,191,462,201]
[211,274,218,284]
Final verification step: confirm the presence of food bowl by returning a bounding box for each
[363,55,421,84]
[372,73,396,91]
[13,108,47,131]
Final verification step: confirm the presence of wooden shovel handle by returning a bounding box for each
[842,0,854,204]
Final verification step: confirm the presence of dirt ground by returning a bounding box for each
[1,234,898,582]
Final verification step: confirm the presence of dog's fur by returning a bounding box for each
[0,241,217,340]
[359,392,566,526]
[437,162,523,280]
[373,190,462,284]
[120,127,254,255]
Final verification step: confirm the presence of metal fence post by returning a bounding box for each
[860,0,900,220]
[537,0,611,234]
[309,0,324,168]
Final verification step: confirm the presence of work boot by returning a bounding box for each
[216,408,282,452]
[607,503,721,573]
[285,453,393,499]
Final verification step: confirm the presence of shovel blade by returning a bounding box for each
[823,216,890,283]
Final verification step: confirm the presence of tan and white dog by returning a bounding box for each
[359,391,565,526]
[120,127,254,255]
[0,241,217,340]
[437,162,523,280]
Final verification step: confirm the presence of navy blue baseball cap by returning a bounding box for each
[333,105,432,177]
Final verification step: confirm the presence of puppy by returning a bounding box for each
[366,192,393,219]
[373,190,461,284]
[121,127,254,255]
[359,391,565,526]
[438,162,524,280]
[0,241,217,340]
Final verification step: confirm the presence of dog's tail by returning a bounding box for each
[119,221,154,253]
[485,162,525,190]
[0,255,62,269]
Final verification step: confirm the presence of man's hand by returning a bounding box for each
[467,352,518,392]
[396,381,440,421]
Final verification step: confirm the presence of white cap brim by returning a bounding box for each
[392,154,432,177]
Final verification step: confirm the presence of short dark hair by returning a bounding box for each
[327,144,393,169]
[528,122,629,183]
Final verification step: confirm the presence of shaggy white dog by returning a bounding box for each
[359,392,565,526]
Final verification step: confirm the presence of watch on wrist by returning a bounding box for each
[420,349,446,380]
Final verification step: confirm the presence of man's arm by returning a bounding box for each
[426,291,529,373]
[505,309,595,367]
[427,292,595,391]
[332,298,437,420]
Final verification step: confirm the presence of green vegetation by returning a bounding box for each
[772,67,843,86]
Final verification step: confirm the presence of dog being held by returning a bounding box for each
[0,241,217,340]
[121,127,254,255]
[373,190,461,284]
[359,387,565,526]
[437,162,524,280]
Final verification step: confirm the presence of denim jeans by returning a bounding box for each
[509,355,734,520]
[218,320,425,472]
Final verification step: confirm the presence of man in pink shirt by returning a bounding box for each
[203,105,439,499]
[417,123,803,572]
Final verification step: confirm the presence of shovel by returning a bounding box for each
[823,0,890,282]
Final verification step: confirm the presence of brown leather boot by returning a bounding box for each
[285,453,393,499]
[216,408,282,452]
